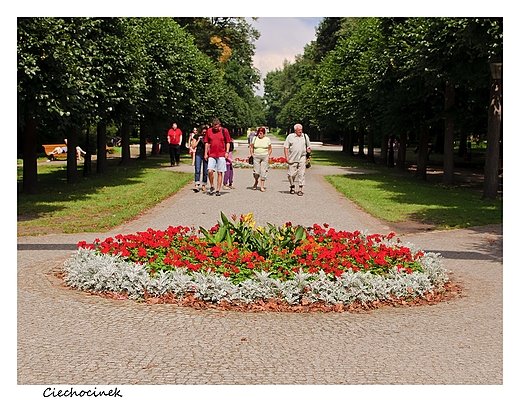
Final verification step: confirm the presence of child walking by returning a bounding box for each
[188,127,197,165]
[223,138,235,189]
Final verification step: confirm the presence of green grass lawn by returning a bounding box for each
[310,150,368,167]
[325,173,501,229]
[18,155,192,236]
[311,150,502,229]
[17,147,502,236]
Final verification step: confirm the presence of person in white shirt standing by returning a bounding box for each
[283,123,311,196]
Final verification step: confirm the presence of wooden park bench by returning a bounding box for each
[43,143,115,161]
[42,144,68,161]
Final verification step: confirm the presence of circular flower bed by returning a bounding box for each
[233,157,288,169]
[65,213,458,312]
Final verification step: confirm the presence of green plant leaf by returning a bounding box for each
[214,223,228,244]
[220,211,229,226]
[225,228,233,247]
[295,226,306,242]
[198,226,215,244]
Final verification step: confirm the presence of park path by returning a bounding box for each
[16,134,504,393]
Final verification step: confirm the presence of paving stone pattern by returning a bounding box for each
[17,136,503,387]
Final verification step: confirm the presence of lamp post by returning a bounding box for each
[482,62,502,199]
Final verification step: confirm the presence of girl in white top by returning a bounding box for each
[188,127,197,165]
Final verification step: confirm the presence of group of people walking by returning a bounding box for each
[168,119,311,197]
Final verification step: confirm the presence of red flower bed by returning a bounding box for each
[234,156,287,164]
[78,215,424,285]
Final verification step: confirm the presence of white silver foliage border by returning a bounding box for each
[62,246,448,306]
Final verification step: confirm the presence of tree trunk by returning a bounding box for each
[22,115,38,193]
[139,122,148,160]
[341,130,348,153]
[358,127,365,157]
[367,128,375,163]
[434,133,444,154]
[388,136,395,167]
[483,78,502,199]
[96,120,108,174]
[83,124,92,177]
[415,125,429,180]
[397,132,407,170]
[120,119,132,165]
[347,127,355,156]
[66,126,79,183]
[151,122,160,156]
[443,82,456,185]
[458,126,468,157]
[380,133,388,166]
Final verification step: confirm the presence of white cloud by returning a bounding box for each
[248,17,322,95]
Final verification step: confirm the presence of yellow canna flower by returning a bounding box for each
[242,212,257,229]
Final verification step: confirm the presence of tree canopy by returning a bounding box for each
[266,17,502,141]
[18,17,264,192]
[263,17,502,195]
[18,17,502,197]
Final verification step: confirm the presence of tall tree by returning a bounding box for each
[18,17,110,187]
[314,18,384,148]
[17,17,229,188]
[483,63,502,199]
[130,18,222,157]
[311,17,502,184]
[174,17,262,130]
[399,18,502,184]
[85,18,139,173]
[313,17,344,63]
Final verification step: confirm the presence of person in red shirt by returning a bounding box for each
[167,122,182,166]
[204,118,231,196]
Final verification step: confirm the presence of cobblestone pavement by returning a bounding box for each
[16,136,506,399]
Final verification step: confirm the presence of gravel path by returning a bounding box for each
[16,135,505,398]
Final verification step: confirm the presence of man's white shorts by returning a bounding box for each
[208,157,227,173]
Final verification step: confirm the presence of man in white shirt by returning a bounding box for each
[283,123,311,196]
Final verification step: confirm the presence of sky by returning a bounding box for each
[247,17,323,96]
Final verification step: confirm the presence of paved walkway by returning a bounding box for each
[17,135,504,392]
